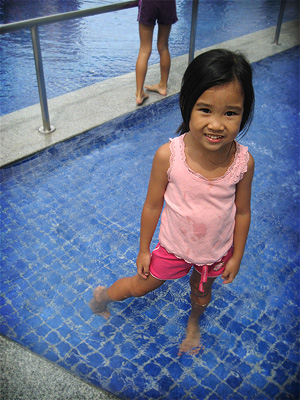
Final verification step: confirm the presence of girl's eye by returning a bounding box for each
[225,111,237,116]
[200,108,211,113]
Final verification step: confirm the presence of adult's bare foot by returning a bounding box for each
[136,93,149,106]
[145,84,167,96]
[89,286,111,319]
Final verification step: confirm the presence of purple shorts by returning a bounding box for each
[137,0,178,26]
[149,244,234,292]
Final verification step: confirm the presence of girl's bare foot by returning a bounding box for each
[89,286,111,319]
[178,324,204,356]
[145,84,167,96]
[136,93,149,106]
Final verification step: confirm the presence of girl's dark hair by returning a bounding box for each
[177,49,255,138]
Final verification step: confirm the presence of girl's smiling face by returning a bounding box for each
[188,80,244,152]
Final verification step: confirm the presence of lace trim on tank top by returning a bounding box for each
[171,133,249,183]
[167,138,176,181]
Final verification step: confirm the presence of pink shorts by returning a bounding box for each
[149,244,234,292]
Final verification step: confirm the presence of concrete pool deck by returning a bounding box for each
[0,18,299,167]
[0,335,119,400]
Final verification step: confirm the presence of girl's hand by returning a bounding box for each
[221,257,240,285]
[136,250,151,279]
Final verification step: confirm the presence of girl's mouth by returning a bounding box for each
[205,133,224,143]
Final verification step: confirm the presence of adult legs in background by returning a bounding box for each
[136,23,154,105]
[145,23,172,96]
[178,270,217,355]
[90,273,165,318]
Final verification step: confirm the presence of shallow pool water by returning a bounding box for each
[1,46,299,399]
[0,0,299,115]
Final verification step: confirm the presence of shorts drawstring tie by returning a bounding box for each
[199,265,208,292]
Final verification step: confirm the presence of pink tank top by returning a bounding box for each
[159,133,249,265]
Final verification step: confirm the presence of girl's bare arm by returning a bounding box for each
[136,143,170,278]
[222,153,255,284]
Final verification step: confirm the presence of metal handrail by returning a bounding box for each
[0,1,139,34]
[189,0,199,65]
[273,0,286,45]
[0,1,139,133]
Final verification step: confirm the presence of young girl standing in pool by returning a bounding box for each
[90,49,255,355]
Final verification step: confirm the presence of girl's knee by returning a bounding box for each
[139,44,152,59]
[191,285,211,299]
[190,274,214,306]
[157,44,169,56]
[191,288,211,307]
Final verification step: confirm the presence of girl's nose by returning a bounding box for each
[208,117,225,132]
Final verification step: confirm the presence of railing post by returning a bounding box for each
[273,0,286,45]
[188,0,199,64]
[30,25,55,133]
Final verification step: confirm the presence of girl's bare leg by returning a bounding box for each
[145,24,172,96]
[136,23,154,105]
[178,271,216,356]
[90,274,165,318]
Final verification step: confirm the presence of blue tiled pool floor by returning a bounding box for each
[1,47,299,399]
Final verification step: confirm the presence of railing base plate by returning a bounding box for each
[38,125,56,134]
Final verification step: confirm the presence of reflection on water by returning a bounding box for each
[0,0,299,115]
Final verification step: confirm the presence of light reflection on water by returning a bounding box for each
[0,0,299,115]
